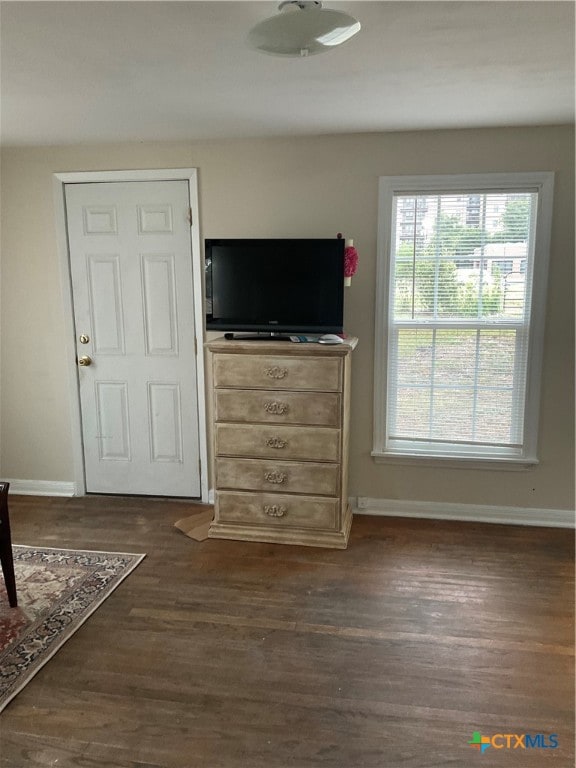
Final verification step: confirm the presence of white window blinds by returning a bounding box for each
[375,174,554,464]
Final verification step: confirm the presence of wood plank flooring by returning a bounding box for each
[0,495,574,767]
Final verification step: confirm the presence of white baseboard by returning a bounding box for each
[5,479,77,497]
[352,496,575,529]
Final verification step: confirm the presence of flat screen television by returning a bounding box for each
[205,238,344,337]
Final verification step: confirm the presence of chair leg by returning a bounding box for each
[0,482,17,607]
[0,540,17,607]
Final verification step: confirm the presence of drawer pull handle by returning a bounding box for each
[266,437,287,449]
[265,366,288,380]
[264,401,289,415]
[264,504,287,518]
[264,470,287,484]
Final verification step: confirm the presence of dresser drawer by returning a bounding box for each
[216,457,340,496]
[215,423,340,462]
[214,389,341,427]
[213,354,342,392]
[216,491,338,530]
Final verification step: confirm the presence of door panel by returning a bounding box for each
[141,254,178,355]
[95,382,131,460]
[87,254,125,354]
[65,180,201,496]
[148,382,183,463]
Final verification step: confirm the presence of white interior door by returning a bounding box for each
[65,180,201,496]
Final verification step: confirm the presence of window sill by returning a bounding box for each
[371,451,539,471]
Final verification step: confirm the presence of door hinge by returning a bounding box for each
[187,207,193,225]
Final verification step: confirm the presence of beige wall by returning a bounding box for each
[1,125,574,509]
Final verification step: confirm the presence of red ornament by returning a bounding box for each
[344,244,358,278]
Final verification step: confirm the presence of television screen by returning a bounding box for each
[205,239,344,335]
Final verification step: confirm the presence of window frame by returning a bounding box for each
[373,172,554,469]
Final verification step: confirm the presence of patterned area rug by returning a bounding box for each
[0,545,145,712]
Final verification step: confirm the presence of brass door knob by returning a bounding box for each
[77,355,92,367]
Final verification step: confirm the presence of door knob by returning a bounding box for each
[77,355,92,367]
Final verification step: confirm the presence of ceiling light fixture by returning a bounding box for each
[247,1,361,58]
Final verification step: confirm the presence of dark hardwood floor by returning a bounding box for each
[0,494,574,767]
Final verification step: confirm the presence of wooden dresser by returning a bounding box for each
[207,337,357,548]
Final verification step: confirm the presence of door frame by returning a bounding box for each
[53,168,209,502]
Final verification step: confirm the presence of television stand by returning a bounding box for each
[223,332,292,341]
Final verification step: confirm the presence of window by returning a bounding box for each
[373,173,554,466]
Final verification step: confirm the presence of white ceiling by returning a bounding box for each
[1,1,574,146]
